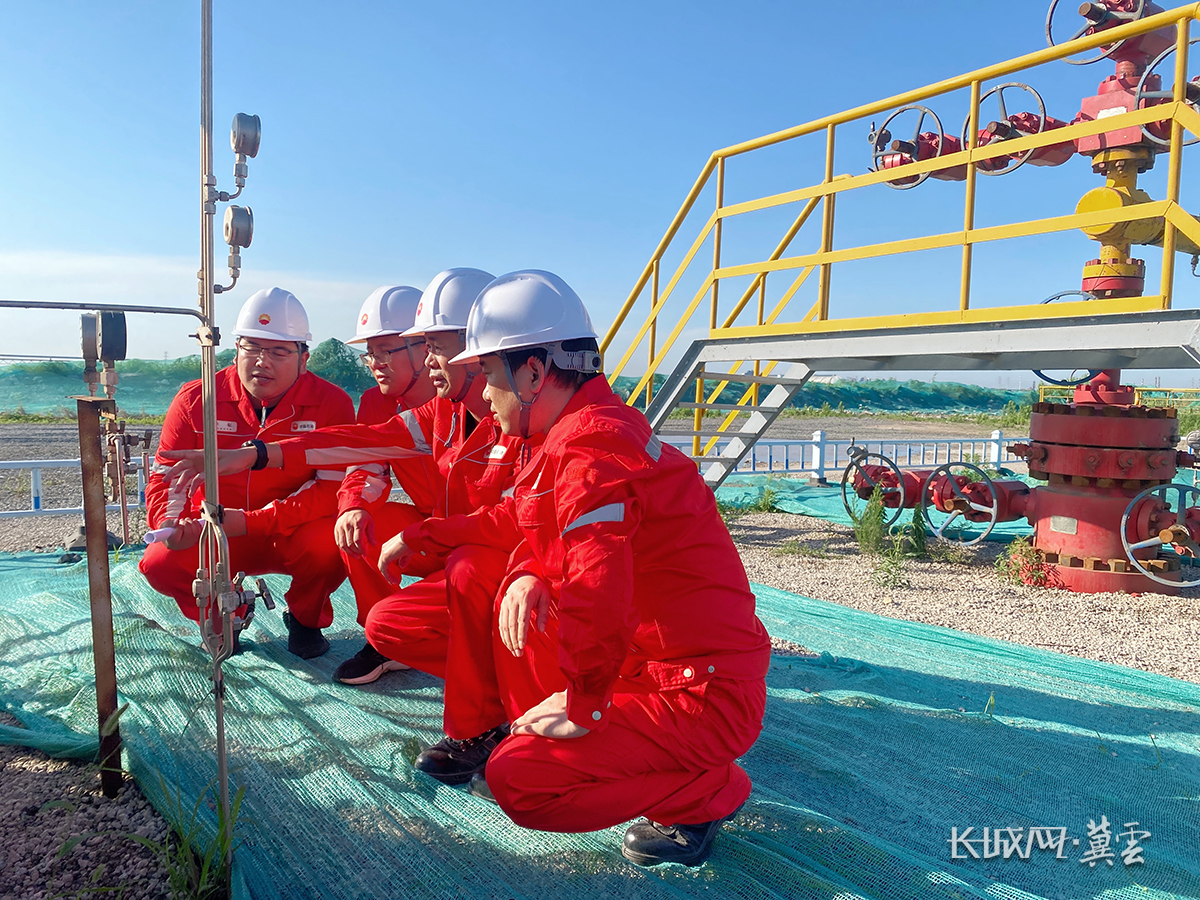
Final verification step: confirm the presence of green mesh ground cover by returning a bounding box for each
[715,474,1037,542]
[2,549,1199,899]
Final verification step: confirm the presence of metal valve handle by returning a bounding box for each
[920,462,1001,546]
[962,83,1048,176]
[1119,482,1200,588]
[1135,38,1200,148]
[868,105,947,190]
[840,450,908,526]
[1045,0,1147,66]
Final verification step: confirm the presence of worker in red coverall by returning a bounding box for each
[379,270,771,868]
[140,287,355,658]
[334,285,442,631]
[160,271,526,743]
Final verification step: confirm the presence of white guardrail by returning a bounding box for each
[0,458,147,519]
[1,433,1024,517]
[662,429,1028,479]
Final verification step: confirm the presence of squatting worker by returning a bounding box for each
[379,270,771,867]
[333,285,442,623]
[140,287,355,658]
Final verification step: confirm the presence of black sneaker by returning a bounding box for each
[413,724,509,785]
[333,642,410,685]
[467,771,497,804]
[621,804,744,867]
[283,611,330,659]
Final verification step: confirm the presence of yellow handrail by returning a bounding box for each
[604,4,1200,416]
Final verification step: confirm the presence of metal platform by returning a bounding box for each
[646,309,1200,486]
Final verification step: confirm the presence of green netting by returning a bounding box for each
[715,474,1036,542]
[2,549,1199,899]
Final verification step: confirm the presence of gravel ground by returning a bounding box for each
[3,420,1199,898]
[0,713,171,900]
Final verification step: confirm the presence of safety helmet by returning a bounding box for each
[348,285,423,344]
[451,270,601,372]
[402,268,495,338]
[232,287,312,343]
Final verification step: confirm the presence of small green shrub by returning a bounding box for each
[902,505,927,558]
[872,533,912,589]
[853,485,887,555]
[995,536,1049,587]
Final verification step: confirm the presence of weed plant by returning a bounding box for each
[995,536,1050,586]
[49,702,243,900]
[853,486,888,555]
[872,532,913,589]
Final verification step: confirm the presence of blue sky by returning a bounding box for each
[2,1,1198,389]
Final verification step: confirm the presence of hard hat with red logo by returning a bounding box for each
[451,270,600,371]
[348,285,423,344]
[403,268,494,338]
[452,270,601,438]
[233,287,312,343]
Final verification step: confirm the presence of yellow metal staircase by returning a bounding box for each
[601,3,1200,487]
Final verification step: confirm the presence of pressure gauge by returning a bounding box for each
[230,113,261,159]
[224,205,254,248]
[96,311,128,363]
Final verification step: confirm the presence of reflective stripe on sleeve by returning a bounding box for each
[561,502,625,536]
[400,409,431,454]
[304,446,427,466]
[645,434,662,461]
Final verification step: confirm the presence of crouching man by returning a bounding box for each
[140,287,355,657]
[382,270,771,867]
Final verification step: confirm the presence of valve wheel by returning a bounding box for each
[920,462,1000,546]
[1120,482,1200,588]
[840,450,907,527]
[868,105,946,191]
[1135,38,1200,148]
[1045,0,1147,66]
[962,83,1047,176]
[1029,292,1101,386]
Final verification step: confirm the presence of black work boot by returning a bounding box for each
[621,804,744,867]
[333,642,409,685]
[467,771,497,804]
[413,724,509,785]
[283,611,330,659]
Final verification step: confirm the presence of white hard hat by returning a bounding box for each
[451,270,600,371]
[232,287,312,343]
[403,268,495,338]
[348,285,423,344]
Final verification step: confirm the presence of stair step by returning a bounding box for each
[695,373,807,386]
[676,402,767,411]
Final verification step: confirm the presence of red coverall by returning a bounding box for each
[274,396,526,738]
[335,386,443,622]
[139,368,355,628]
[406,377,771,832]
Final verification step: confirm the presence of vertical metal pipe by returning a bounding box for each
[693,370,704,458]
[960,80,982,312]
[647,258,659,406]
[200,0,233,867]
[817,125,836,320]
[711,158,725,330]
[1160,20,1190,307]
[754,276,766,406]
[77,398,122,798]
[31,467,42,511]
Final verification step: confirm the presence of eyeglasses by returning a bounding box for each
[236,340,301,362]
[360,342,419,366]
